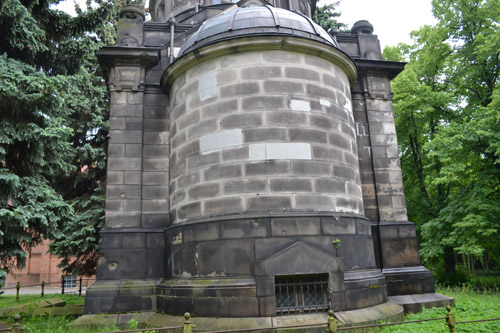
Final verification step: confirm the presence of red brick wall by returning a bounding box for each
[5,239,95,288]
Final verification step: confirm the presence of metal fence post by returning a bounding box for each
[446,306,456,333]
[183,312,196,333]
[15,282,20,303]
[61,275,65,295]
[10,314,22,333]
[41,281,45,297]
[326,310,338,333]
[78,277,82,296]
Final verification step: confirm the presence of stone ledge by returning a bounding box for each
[389,292,455,314]
[72,302,405,331]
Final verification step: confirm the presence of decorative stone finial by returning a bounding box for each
[119,4,146,22]
[351,20,374,34]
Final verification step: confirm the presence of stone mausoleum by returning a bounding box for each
[85,0,453,323]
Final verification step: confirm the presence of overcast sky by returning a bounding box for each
[333,0,437,48]
[56,0,437,49]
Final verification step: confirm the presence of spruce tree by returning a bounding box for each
[0,0,115,276]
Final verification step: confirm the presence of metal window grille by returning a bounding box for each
[63,275,76,288]
[275,274,329,315]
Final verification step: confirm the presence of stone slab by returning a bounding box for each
[389,293,455,314]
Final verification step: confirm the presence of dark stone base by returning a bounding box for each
[84,280,156,314]
[389,293,455,314]
[383,266,435,296]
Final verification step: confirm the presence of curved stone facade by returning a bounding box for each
[167,45,363,224]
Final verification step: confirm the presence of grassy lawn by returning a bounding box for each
[0,287,499,332]
[381,287,500,332]
[0,294,84,308]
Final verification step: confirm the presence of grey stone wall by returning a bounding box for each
[167,50,364,224]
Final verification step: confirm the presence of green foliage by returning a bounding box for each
[0,295,84,309]
[313,2,347,33]
[0,0,115,275]
[384,0,500,275]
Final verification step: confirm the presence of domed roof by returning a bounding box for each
[177,5,338,57]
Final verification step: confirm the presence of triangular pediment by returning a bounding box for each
[258,241,343,276]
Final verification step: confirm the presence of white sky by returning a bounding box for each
[333,0,437,48]
[57,0,437,49]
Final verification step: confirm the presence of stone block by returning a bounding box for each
[242,96,284,110]
[246,195,292,212]
[106,212,142,228]
[332,165,356,180]
[183,223,220,243]
[143,131,169,145]
[289,128,327,143]
[99,233,122,249]
[143,105,166,119]
[108,171,124,185]
[201,99,239,119]
[170,159,186,179]
[315,178,345,194]
[177,140,200,160]
[270,177,312,192]
[177,171,201,188]
[310,114,340,130]
[203,197,244,216]
[143,119,168,132]
[335,197,360,214]
[124,171,141,185]
[329,133,352,150]
[111,104,142,117]
[109,130,142,144]
[291,160,331,176]
[108,144,125,157]
[143,145,169,157]
[220,82,259,98]
[107,185,141,199]
[222,146,249,161]
[321,216,356,235]
[124,144,142,157]
[271,217,321,236]
[171,190,186,206]
[187,151,220,170]
[204,164,242,181]
[121,233,145,248]
[146,233,165,248]
[263,80,304,94]
[125,118,143,131]
[142,199,169,212]
[221,113,263,129]
[187,119,218,140]
[223,178,268,195]
[187,182,220,200]
[243,128,287,142]
[220,219,269,239]
[262,50,300,63]
[323,73,344,91]
[294,194,334,211]
[306,83,335,100]
[241,66,281,79]
[217,68,237,85]
[265,111,308,126]
[119,199,139,213]
[143,158,169,171]
[245,161,290,176]
[285,66,320,81]
[177,202,202,221]
[110,117,126,130]
[200,129,243,153]
[177,110,200,131]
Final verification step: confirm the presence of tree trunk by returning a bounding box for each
[444,246,456,273]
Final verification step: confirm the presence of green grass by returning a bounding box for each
[0,288,499,332]
[380,287,500,332]
[0,294,84,308]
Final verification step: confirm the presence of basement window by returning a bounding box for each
[63,275,76,288]
[275,274,329,315]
